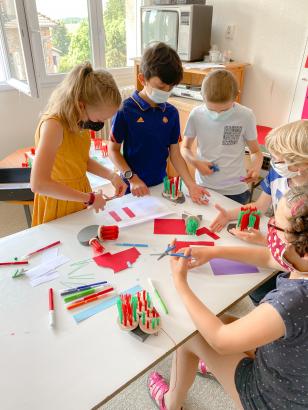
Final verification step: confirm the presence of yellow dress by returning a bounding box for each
[32,115,92,226]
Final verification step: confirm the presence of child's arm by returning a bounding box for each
[169,143,210,204]
[210,191,272,237]
[87,158,126,197]
[245,140,264,183]
[181,136,214,176]
[171,250,285,355]
[31,119,105,210]
[108,140,149,196]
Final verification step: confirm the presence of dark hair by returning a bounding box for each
[140,42,183,86]
[285,185,308,257]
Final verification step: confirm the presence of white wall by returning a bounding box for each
[207,0,308,128]
[0,71,134,159]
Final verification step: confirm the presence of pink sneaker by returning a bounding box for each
[197,359,208,377]
[148,372,169,410]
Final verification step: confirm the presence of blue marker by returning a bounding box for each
[60,280,108,296]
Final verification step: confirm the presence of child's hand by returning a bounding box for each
[209,204,231,232]
[110,173,127,197]
[170,247,191,288]
[130,175,150,197]
[230,228,267,245]
[188,247,214,269]
[188,183,210,205]
[195,160,214,176]
[244,169,259,184]
[88,190,106,213]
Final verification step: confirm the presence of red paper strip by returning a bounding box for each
[154,218,186,235]
[174,240,214,252]
[109,211,121,222]
[196,226,220,240]
[122,207,135,218]
[93,247,140,273]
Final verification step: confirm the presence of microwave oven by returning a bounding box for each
[141,4,213,62]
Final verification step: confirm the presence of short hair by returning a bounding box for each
[265,120,308,165]
[140,42,183,86]
[201,69,239,103]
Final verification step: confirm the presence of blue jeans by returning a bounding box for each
[224,190,250,205]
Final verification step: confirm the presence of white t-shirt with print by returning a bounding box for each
[184,103,257,195]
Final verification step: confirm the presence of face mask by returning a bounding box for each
[270,160,299,178]
[204,105,234,121]
[267,218,295,271]
[145,87,172,104]
[79,119,105,132]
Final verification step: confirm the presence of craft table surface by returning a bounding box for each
[0,185,274,410]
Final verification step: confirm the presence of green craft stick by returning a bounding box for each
[142,311,146,325]
[64,287,97,303]
[237,210,245,228]
[152,318,155,329]
[172,184,175,199]
[132,296,137,322]
[179,177,182,191]
[248,214,256,228]
[117,299,123,323]
[156,317,160,326]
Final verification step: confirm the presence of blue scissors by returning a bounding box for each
[151,244,176,260]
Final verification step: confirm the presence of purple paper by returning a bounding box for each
[210,258,259,275]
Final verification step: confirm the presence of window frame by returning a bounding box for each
[0,0,39,96]
[0,0,140,94]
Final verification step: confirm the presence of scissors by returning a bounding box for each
[150,244,176,261]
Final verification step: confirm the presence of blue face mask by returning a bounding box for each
[205,105,234,121]
[145,87,172,104]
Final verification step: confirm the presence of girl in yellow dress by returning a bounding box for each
[31,62,127,226]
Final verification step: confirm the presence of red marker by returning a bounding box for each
[49,288,55,327]
[26,241,61,259]
[0,261,28,266]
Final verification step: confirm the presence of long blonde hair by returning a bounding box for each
[266,120,308,165]
[45,62,121,133]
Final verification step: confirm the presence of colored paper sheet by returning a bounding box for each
[93,247,141,273]
[174,240,214,252]
[209,258,259,276]
[122,207,135,218]
[196,226,220,240]
[109,211,121,222]
[73,284,142,323]
[154,218,186,235]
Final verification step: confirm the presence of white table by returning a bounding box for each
[0,186,274,410]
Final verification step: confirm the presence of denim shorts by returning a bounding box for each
[225,190,250,205]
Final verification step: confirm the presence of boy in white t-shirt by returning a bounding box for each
[181,69,263,204]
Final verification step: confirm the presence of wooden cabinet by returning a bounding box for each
[134,60,249,177]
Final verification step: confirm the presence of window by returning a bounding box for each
[0,0,140,96]
[35,0,92,74]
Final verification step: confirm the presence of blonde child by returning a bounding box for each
[148,185,308,410]
[210,120,308,242]
[181,69,263,205]
[31,62,127,226]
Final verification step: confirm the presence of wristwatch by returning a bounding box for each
[122,170,135,180]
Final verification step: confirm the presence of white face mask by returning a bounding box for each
[270,160,299,178]
[204,105,234,121]
[145,87,172,104]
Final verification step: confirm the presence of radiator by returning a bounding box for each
[98,85,135,140]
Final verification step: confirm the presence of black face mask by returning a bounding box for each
[79,120,105,132]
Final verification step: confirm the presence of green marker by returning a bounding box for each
[148,278,168,315]
[64,286,105,303]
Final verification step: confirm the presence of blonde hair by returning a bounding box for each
[45,62,121,132]
[201,69,239,103]
[265,120,308,165]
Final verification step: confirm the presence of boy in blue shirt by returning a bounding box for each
[108,42,209,204]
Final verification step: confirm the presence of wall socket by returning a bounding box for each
[225,25,235,40]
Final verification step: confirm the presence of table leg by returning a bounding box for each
[23,205,32,228]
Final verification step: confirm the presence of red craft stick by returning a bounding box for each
[0,261,29,266]
[196,227,220,240]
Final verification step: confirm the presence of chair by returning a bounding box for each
[0,168,34,227]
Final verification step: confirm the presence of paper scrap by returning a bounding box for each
[93,247,141,273]
[196,226,220,240]
[209,258,259,276]
[30,271,59,287]
[154,218,186,235]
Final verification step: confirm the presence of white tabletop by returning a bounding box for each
[0,185,273,410]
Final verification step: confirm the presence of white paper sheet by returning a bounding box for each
[25,255,70,280]
[101,196,173,228]
[30,271,59,287]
